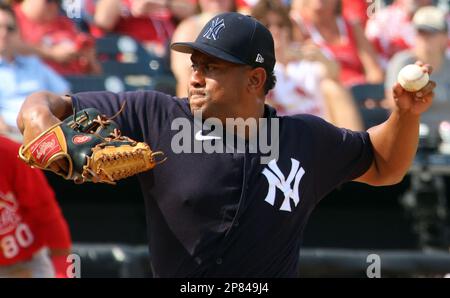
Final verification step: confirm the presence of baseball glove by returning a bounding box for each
[18,107,165,184]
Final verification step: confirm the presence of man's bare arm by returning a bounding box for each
[354,109,422,186]
[94,0,122,31]
[354,70,435,186]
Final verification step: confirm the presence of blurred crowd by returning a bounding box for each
[0,0,448,138]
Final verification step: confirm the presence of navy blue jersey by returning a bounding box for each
[71,90,373,277]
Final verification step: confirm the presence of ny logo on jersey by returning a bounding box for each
[262,159,305,212]
[203,18,225,40]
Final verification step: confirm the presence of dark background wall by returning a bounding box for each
[45,172,421,249]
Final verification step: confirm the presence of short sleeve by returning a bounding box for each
[71,90,175,147]
[305,115,374,201]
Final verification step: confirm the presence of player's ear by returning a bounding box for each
[247,67,266,94]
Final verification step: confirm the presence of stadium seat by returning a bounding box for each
[101,61,155,75]
[65,74,176,95]
[95,34,170,74]
[350,83,389,129]
[94,34,176,95]
[72,244,152,278]
[65,75,129,93]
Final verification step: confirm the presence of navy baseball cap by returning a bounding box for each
[171,12,276,72]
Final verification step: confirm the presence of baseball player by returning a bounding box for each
[16,12,435,277]
[0,136,71,277]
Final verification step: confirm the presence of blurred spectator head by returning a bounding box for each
[396,0,434,14]
[197,0,236,14]
[0,3,17,57]
[293,0,341,17]
[16,0,61,22]
[252,0,292,50]
[413,6,448,55]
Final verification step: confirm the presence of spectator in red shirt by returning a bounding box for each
[93,0,196,57]
[252,0,362,131]
[290,0,384,87]
[342,0,368,28]
[0,136,72,278]
[12,0,101,75]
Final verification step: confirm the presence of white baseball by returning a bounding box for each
[397,64,429,92]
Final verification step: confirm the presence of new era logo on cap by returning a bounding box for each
[203,17,226,40]
[171,12,275,72]
[256,54,264,63]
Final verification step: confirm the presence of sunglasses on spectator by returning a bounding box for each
[417,29,444,35]
[264,22,287,29]
[0,23,16,33]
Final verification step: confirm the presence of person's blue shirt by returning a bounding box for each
[0,55,69,128]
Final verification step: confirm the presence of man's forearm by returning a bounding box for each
[367,109,420,184]
[94,0,122,31]
[17,92,73,146]
[18,92,72,128]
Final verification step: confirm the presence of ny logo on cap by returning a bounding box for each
[203,18,225,41]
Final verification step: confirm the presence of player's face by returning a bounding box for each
[188,51,252,121]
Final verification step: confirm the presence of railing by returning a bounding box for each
[71,244,450,278]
